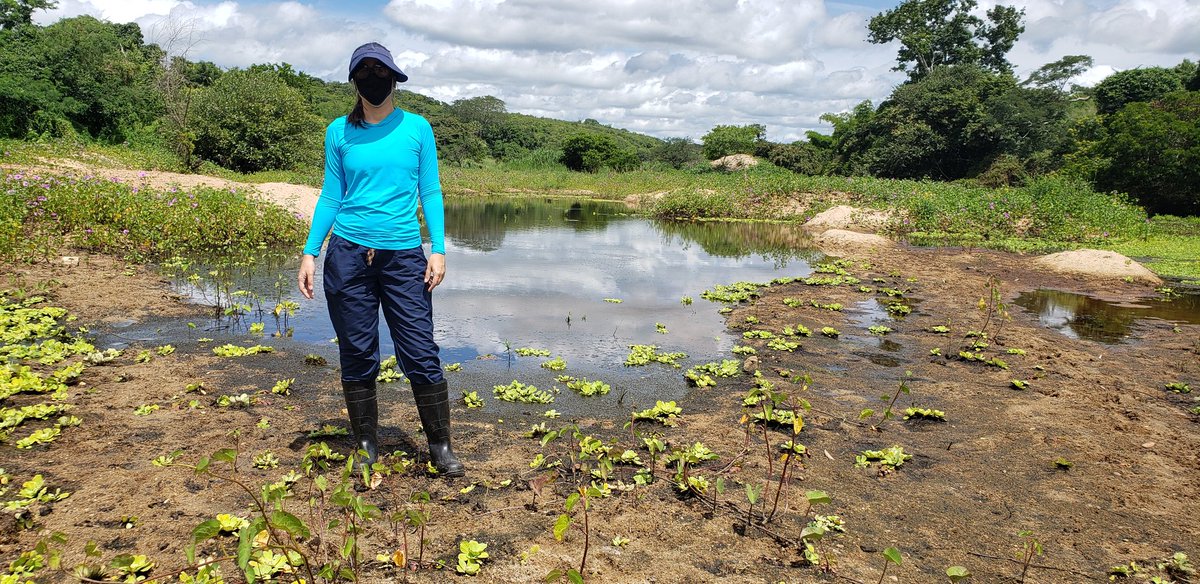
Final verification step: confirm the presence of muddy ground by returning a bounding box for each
[1,242,1197,584]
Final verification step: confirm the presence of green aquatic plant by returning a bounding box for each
[603,298,623,304]
[1011,379,1029,390]
[929,325,950,334]
[455,540,489,576]
[251,451,280,469]
[493,380,554,404]
[700,281,766,303]
[15,427,61,448]
[743,329,774,339]
[783,297,803,307]
[270,379,294,396]
[624,345,687,368]
[133,404,160,416]
[306,424,349,439]
[868,325,892,335]
[820,327,840,338]
[731,345,757,356]
[680,296,693,305]
[215,393,252,408]
[631,401,681,426]
[810,300,843,311]
[767,338,799,352]
[559,376,611,396]
[783,324,812,337]
[461,390,484,408]
[515,347,552,357]
[886,302,911,316]
[903,407,945,421]
[444,362,462,372]
[212,344,273,357]
[1165,382,1191,394]
[855,445,912,474]
[541,357,567,371]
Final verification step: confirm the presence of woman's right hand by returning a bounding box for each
[298,255,316,299]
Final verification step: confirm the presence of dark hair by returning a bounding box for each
[348,99,366,128]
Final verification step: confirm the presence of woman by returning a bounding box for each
[297,42,463,477]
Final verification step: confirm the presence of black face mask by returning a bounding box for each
[356,75,394,107]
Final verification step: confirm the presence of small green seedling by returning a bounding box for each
[743,482,763,533]
[1011,379,1029,390]
[1054,457,1072,470]
[878,547,902,584]
[1015,530,1043,583]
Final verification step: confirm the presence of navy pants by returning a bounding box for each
[323,234,444,386]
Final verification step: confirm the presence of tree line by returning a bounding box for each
[1,0,1196,216]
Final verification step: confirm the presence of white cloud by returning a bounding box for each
[33,0,1200,142]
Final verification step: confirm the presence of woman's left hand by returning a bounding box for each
[425,253,445,291]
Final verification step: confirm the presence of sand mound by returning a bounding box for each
[812,229,893,254]
[1034,249,1162,284]
[710,154,758,171]
[803,205,891,233]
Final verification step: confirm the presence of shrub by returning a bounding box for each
[189,69,323,173]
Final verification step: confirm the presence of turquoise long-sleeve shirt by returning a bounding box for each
[303,109,445,257]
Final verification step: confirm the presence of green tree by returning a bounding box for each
[1093,67,1184,115]
[560,133,637,172]
[426,111,488,166]
[189,68,323,172]
[867,0,1024,80]
[701,124,765,160]
[0,0,55,30]
[651,137,701,169]
[1093,91,1199,216]
[765,142,830,175]
[0,16,161,141]
[1023,55,1093,92]
[862,64,1069,179]
[820,100,878,175]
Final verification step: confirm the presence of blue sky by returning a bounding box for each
[37,0,1200,142]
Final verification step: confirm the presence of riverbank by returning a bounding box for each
[2,232,1197,583]
[4,140,1197,282]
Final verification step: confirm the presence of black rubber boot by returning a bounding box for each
[412,380,465,477]
[341,379,379,467]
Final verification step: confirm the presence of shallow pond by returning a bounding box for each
[112,198,828,416]
[1014,288,1200,343]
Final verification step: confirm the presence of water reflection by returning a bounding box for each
[143,197,826,416]
[1014,289,1200,343]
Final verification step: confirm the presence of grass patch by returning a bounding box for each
[0,164,306,262]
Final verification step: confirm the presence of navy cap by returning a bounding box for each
[348,42,408,83]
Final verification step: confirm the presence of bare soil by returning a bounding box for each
[2,241,1197,582]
